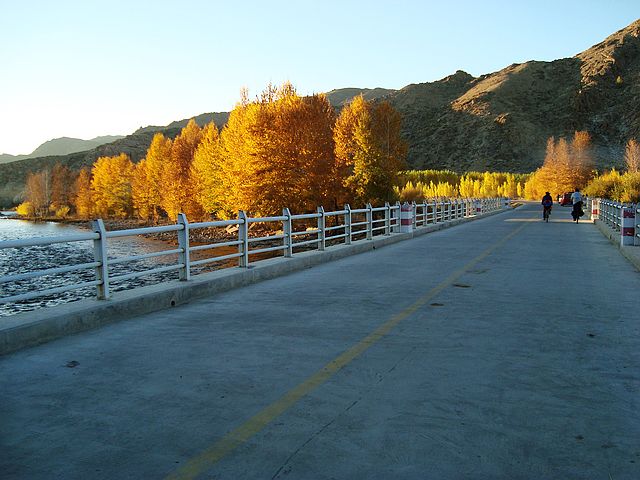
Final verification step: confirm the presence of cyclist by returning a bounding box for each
[541,191,553,221]
[571,187,584,223]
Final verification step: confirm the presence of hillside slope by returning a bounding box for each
[0,136,125,165]
[388,19,640,172]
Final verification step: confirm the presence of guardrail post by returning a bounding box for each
[317,206,326,250]
[366,203,373,240]
[384,202,391,235]
[411,201,417,229]
[400,202,413,233]
[591,198,599,223]
[91,219,110,300]
[238,211,249,267]
[390,201,399,233]
[283,207,293,257]
[621,205,636,246]
[636,204,640,246]
[176,213,191,281]
[344,204,352,245]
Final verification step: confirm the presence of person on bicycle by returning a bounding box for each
[541,192,553,220]
[571,187,584,222]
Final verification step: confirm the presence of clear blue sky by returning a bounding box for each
[0,0,638,155]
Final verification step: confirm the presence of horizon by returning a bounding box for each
[0,0,638,156]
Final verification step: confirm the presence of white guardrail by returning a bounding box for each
[0,198,507,304]
[588,198,640,246]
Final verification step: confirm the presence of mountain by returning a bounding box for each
[0,135,125,164]
[325,87,396,106]
[1,19,638,205]
[386,19,640,172]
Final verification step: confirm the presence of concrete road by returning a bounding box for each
[2,202,639,479]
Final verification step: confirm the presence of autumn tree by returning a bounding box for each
[142,133,172,221]
[525,134,594,200]
[191,122,224,215]
[571,131,594,185]
[248,85,338,214]
[91,154,135,218]
[625,139,640,173]
[132,159,152,220]
[24,170,51,217]
[161,120,203,220]
[50,163,76,215]
[74,168,93,218]
[218,83,339,216]
[218,97,259,217]
[335,95,407,205]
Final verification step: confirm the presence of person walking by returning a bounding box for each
[571,187,584,223]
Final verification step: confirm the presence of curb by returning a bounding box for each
[593,220,640,271]
[1,207,511,355]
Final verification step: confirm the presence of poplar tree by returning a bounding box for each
[91,154,135,218]
[25,170,50,217]
[219,83,338,216]
[625,139,640,173]
[74,168,93,218]
[334,96,407,205]
[144,133,172,221]
[191,122,224,216]
[162,120,203,220]
[50,163,75,211]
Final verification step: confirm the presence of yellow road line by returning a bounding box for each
[165,222,528,480]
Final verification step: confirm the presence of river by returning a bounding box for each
[0,217,186,317]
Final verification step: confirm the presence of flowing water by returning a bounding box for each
[0,218,192,317]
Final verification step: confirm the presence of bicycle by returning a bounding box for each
[543,205,551,222]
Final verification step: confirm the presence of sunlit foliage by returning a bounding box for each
[135,133,172,221]
[584,169,640,203]
[524,132,595,200]
[162,120,203,220]
[394,170,526,201]
[625,139,640,173]
[18,82,409,221]
[91,154,135,218]
[335,95,407,205]
[74,168,93,219]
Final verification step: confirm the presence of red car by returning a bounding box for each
[559,192,573,206]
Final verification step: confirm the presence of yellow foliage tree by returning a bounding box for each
[132,159,152,220]
[142,133,172,221]
[162,119,204,220]
[335,95,407,205]
[74,168,93,218]
[625,139,640,173]
[91,154,135,218]
[218,84,339,216]
[191,122,224,216]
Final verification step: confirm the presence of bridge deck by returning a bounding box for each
[2,203,639,479]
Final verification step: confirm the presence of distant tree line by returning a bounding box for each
[522,132,640,202]
[17,83,407,220]
[394,170,527,201]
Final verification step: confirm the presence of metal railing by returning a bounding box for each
[0,198,506,305]
[590,198,640,246]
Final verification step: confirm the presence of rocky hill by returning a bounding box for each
[389,19,640,172]
[0,135,125,165]
[1,19,638,205]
